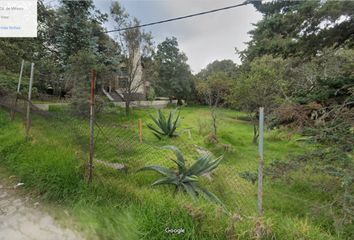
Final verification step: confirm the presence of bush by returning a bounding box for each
[139,146,224,206]
[147,109,180,139]
[146,87,156,101]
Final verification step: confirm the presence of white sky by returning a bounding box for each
[45,0,262,73]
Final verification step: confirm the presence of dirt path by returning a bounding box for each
[0,184,83,240]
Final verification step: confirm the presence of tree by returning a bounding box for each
[67,50,99,116]
[0,1,62,93]
[227,55,287,143]
[196,72,232,140]
[241,0,354,61]
[110,2,154,115]
[154,37,193,104]
[290,47,354,105]
[196,60,237,80]
[58,0,95,66]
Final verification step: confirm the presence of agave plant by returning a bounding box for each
[139,146,224,205]
[147,109,180,139]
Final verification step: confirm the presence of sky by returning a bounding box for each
[45,0,263,73]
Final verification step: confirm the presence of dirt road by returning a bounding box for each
[0,184,83,240]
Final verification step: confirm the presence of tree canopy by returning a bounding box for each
[154,37,193,101]
[241,0,354,61]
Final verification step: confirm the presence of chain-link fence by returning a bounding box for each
[2,86,350,238]
[92,102,259,216]
[0,88,260,216]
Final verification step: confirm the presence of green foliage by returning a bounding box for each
[0,1,118,96]
[196,71,232,107]
[154,37,193,100]
[58,0,95,65]
[244,0,354,61]
[239,171,258,185]
[289,48,354,105]
[139,146,224,206]
[67,50,104,117]
[0,107,346,239]
[227,55,287,114]
[267,147,354,238]
[195,72,233,138]
[110,2,154,115]
[147,109,180,139]
[0,70,26,95]
[196,59,238,81]
[146,87,156,101]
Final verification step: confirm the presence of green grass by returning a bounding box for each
[0,70,30,94]
[0,105,344,240]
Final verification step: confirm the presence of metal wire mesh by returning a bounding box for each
[0,90,348,238]
[90,102,259,216]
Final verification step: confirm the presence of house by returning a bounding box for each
[102,50,151,102]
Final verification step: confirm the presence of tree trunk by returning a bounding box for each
[125,99,130,115]
[211,107,217,136]
[177,98,183,106]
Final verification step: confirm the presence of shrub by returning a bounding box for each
[146,87,156,101]
[138,146,224,206]
[239,171,258,184]
[147,109,180,139]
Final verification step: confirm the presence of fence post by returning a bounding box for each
[138,118,142,143]
[11,59,25,120]
[257,107,264,215]
[87,70,96,183]
[25,63,34,139]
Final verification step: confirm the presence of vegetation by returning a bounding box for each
[110,2,154,115]
[227,56,287,143]
[196,71,232,140]
[139,145,224,205]
[147,109,180,139]
[153,37,194,104]
[0,105,344,239]
[0,0,353,239]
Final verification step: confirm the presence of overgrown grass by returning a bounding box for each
[0,105,343,239]
[0,70,29,93]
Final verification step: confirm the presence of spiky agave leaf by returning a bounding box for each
[187,154,223,176]
[152,177,178,186]
[161,145,186,172]
[146,123,164,134]
[138,165,175,177]
[148,109,180,139]
[167,110,173,130]
[196,185,225,207]
[169,112,180,137]
[149,113,161,129]
[197,156,223,176]
[138,146,225,209]
[158,110,168,133]
[186,154,210,175]
[147,124,164,139]
[181,175,198,183]
[181,182,198,198]
[198,186,229,214]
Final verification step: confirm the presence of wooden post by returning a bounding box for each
[25,63,34,139]
[138,118,142,143]
[257,107,264,215]
[11,60,25,120]
[87,70,96,183]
